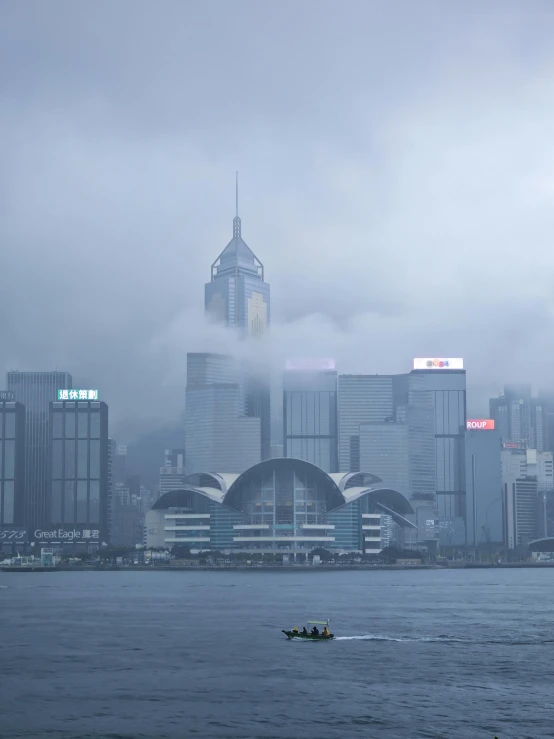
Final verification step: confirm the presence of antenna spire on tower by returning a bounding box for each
[233,170,241,238]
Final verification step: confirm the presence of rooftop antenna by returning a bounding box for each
[233,170,241,238]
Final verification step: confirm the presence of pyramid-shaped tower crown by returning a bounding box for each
[210,173,264,280]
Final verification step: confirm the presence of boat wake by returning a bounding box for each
[334,634,467,643]
[334,634,554,645]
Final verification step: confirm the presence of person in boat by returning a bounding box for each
[292,626,299,634]
[302,626,308,635]
[322,626,329,637]
[311,626,319,635]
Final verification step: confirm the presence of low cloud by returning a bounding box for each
[2,1,554,437]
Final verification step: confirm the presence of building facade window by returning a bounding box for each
[48,400,107,538]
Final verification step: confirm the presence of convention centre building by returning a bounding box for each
[145,458,415,555]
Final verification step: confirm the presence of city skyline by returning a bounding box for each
[4,4,554,432]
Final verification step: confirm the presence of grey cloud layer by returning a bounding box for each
[2,0,554,436]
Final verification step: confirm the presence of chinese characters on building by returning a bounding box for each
[57,389,99,401]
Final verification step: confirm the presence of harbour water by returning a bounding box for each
[1,568,554,739]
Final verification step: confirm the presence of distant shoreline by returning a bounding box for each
[3,562,554,573]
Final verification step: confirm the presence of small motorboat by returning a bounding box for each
[282,619,334,640]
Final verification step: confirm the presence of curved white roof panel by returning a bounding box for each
[328,473,349,490]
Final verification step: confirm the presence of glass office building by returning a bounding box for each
[465,429,503,546]
[205,201,270,337]
[0,399,25,527]
[359,421,410,498]
[410,368,467,544]
[7,371,72,530]
[203,189,271,460]
[185,353,261,474]
[145,459,416,554]
[338,375,394,471]
[283,367,338,473]
[490,386,548,451]
[49,399,109,545]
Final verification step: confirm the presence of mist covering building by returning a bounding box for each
[185,353,261,474]
[203,181,271,459]
[204,178,270,337]
[283,361,338,473]
[159,448,187,494]
[490,385,548,451]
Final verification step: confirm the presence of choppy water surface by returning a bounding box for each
[2,568,554,739]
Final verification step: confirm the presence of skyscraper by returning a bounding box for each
[359,421,409,496]
[465,427,503,547]
[49,396,109,546]
[408,363,467,545]
[490,386,548,451]
[283,360,338,473]
[338,375,394,471]
[7,371,72,530]
[205,175,270,336]
[204,177,271,460]
[0,397,25,528]
[501,447,553,547]
[185,353,261,473]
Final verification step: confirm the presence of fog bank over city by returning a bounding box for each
[2,0,554,435]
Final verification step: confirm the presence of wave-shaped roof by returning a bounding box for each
[154,459,415,526]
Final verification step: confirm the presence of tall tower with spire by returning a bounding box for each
[205,173,270,336]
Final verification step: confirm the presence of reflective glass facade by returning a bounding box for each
[49,401,109,541]
[359,422,409,497]
[465,430,502,546]
[410,370,467,543]
[324,500,360,551]
[205,215,270,338]
[204,208,271,460]
[338,375,394,471]
[0,401,25,526]
[283,370,338,472]
[7,371,72,529]
[185,353,261,474]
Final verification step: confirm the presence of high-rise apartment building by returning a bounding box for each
[283,360,338,473]
[7,371,72,530]
[49,398,109,546]
[490,385,548,451]
[185,353,261,473]
[0,397,25,527]
[338,375,394,471]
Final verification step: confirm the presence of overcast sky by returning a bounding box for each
[2,0,554,437]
